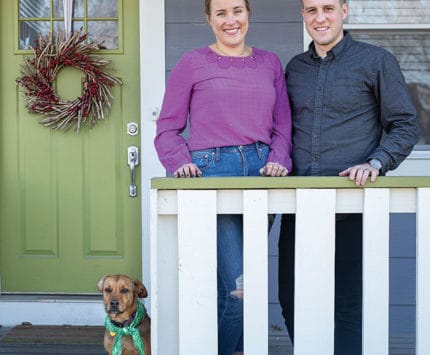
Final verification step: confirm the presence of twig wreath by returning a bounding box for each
[17,30,122,131]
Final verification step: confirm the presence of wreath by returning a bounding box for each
[17,30,122,131]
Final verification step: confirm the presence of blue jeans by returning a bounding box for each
[191,142,269,355]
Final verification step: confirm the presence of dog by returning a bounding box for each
[98,275,151,355]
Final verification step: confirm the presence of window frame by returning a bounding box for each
[14,0,124,54]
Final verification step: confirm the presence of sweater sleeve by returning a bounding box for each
[267,54,293,173]
[154,53,194,174]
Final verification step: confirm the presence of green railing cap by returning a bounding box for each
[151,176,430,190]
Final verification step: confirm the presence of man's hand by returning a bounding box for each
[260,162,289,177]
[174,163,202,178]
[339,163,379,186]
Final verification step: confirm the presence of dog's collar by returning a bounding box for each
[111,311,137,328]
[104,300,146,355]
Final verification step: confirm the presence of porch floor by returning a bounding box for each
[0,325,414,354]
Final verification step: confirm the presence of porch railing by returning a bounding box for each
[150,176,430,355]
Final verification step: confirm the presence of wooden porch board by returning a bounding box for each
[0,343,105,354]
[268,331,415,355]
[0,325,104,344]
[0,326,414,354]
[0,325,105,354]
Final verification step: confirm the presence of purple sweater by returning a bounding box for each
[154,46,292,174]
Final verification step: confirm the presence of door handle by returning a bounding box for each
[127,146,139,197]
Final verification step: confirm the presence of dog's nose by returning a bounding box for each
[110,299,119,307]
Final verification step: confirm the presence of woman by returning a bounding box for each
[154,0,292,353]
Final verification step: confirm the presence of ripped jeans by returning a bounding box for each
[191,142,269,355]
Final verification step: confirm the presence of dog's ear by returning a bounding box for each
[97,275,108,293]
[134,280,148,298]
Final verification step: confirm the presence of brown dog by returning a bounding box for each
[98,275,151,355]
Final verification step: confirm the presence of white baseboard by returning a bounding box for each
[0,295,104,326]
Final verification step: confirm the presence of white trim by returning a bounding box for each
[407,150,430,160]
[139,0,166,318]
[389,151,430,176]
[345,24,430,30]
[303,21,312,51]
[149,189,160,352]
[0,296,104,326]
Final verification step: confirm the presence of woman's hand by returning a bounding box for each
[174,163,202,178]
[259,162,289,177]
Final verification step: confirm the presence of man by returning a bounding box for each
[278,0,419,354]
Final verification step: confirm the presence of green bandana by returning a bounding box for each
[104,300,146,355]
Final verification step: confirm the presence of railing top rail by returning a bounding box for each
[151,176,430,190]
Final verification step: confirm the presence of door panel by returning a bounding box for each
[0,0,141,293]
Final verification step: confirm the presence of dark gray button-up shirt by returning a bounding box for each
[286,32,419,176]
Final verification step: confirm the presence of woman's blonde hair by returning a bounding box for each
[205,0,251,16]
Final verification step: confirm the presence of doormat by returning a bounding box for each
[0,324,104,344]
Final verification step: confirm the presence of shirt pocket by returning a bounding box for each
[330,78,362,111]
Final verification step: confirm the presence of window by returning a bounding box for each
[345,0,430,147]
[18,0,120,50]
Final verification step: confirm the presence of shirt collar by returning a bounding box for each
[308,31,351,60]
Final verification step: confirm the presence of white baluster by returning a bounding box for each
[178,190,218,355]
[243,190,269,355]
[363,189,390,355]
[416,188,430,355]
[294,189,336,355]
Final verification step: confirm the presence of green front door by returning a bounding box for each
[0,0,142,293]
